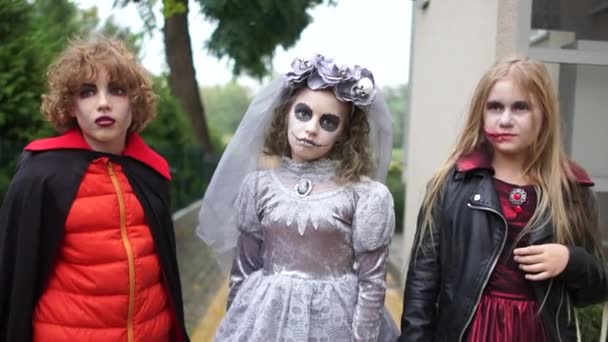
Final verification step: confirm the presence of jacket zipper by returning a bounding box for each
[567,291,581,342]
[555,284,565,342]
[108,162,136,342]
[458,203,509,341]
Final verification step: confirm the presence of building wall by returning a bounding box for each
[402,0,518,275]
[569,42,608,192]
[495,0,521,59]
[570,62,608,241]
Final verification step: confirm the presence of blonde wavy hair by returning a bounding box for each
[41,37,157,133]
[263,87,374,182]
[418,56,603,261]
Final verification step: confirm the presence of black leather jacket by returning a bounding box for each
[399,167,608,342]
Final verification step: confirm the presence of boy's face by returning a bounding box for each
[71,69,132,154]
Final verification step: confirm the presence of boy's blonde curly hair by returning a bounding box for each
[41,37,157,133]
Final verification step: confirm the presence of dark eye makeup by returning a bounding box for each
[78,82,128,98]
[486,101,504,111]
[294,103,313,121]
[319,114,340,132]
[109,82,127,96]
[511,101,529,111]
[78,83,96,98]
[293,102,341,132]
[486,100,530,113]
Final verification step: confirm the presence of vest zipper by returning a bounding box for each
[108,161,135,342]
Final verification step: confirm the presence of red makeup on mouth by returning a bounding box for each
[95,116,116,127]
[485,130,517,142]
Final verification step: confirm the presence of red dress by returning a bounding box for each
[466,178,547,342]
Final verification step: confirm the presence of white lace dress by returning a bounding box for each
[214,157,399,342]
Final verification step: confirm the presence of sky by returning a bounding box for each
[75,0,412,88]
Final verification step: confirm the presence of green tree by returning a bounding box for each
[142,75,196,146]
[382,84,409,149]
[115,0,337,152]
[201,81,252,145]
[0,0,44,143]
[201,0,336,77]
[0,0,97,142]
[381,84,409,233]
[0,0,99,202]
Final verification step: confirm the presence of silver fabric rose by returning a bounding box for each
[334,67,376,107]
[284,54,377,108]
[307,57,342,90]
[285,55,319,86]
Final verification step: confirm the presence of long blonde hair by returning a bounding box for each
[418,56,603,261]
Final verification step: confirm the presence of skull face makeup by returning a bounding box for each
[287,88,350,163]
[197,55,394,275]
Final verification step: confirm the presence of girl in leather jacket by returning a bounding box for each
[399,56,607,341]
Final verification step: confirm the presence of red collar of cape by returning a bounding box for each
[24,128,171,180]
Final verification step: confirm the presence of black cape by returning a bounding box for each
[0,130,189,341]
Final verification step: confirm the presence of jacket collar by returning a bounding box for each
[456,150,594,186]
[24,128,171,180]
[459,150,572,244]
[456,150,493,174]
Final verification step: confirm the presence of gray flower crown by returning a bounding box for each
[284,54,377,108]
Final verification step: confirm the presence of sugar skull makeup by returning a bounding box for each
[287,88,350,162]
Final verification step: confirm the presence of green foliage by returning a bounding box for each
[152,144,218,210]
[382,84,409,149]
[201,81,252,142]
[199,0,336,78]
[118,0,338,78]
[0,0,101,142]
[163,0,187,17]
[0,0,97,204]
[29,0,98,64]
[386,150,405,233]
[0,0,49,142]
[141,74,221,209]
[142,75,196,146]
[578,304,604,341]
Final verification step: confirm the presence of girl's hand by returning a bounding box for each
[513,244,570,281]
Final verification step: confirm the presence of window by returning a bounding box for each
[518,0,608,65]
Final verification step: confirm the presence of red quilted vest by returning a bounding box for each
[32,157,172,342]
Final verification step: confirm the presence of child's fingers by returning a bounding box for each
[514,254,544,264]
[525,271,551,281]
[513,245,544,256]
[519,263,545,273]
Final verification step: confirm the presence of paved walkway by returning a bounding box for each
[175,202,406,341]
[173,201,223,333]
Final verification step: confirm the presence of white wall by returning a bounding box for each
[402,0,510,275]
[570,62,608,192]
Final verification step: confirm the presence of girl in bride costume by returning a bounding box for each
[197,54,399,341]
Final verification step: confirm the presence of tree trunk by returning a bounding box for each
[163,0,212,152]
